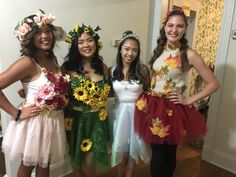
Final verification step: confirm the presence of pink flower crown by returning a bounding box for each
[14,9,55,41]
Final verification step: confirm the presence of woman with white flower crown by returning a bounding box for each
[62,23,111,177]
[0,10,69,177]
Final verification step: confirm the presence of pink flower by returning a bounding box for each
[34,69,70,111]
[34,96,46,107]
[46,71,57,83]
[37,84,55,100]
[15,23,32,41]
[25,18,33,23]
[41,14,55,24]
[54,78,69,94]
[33,16,41,24]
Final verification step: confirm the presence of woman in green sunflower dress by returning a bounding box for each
[62,24,111,177]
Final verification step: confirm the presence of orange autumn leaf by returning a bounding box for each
[158,125,171,138]
[150,124,171,138]
[164,55,181,69]
[136,96,147,112]
[150,126,161,136]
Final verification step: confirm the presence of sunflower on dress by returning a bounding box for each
[71,74,111,120]
[64,74,111,170]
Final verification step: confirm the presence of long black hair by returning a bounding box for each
[63,33,104,75]
[112,30,144,83]
[149,9,189,71]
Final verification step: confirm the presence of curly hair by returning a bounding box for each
[149,9,189,71]
[19,23,56,62]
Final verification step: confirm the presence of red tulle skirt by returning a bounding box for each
[134,92,207,145]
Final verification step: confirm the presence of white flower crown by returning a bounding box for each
[119,33,139,44]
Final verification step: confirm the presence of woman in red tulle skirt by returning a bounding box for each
[134,8,220,177]
[135,93,207,145]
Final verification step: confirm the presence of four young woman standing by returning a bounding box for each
[1,8,220,177]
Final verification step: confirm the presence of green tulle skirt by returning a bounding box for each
[64,106,110,171]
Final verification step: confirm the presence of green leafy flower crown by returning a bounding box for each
[66,23,103,49]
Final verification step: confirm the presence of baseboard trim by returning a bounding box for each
[50,160,73,177]
[202,146,236,174]
[202,145,212,160]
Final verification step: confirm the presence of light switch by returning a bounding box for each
[232,30,236,39]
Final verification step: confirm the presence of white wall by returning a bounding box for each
[202,0,236,174]
[0,0,150,67]
[0,1,150,177]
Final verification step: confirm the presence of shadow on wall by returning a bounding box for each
[225,64,236,151]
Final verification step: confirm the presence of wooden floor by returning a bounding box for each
[65,145,236,177]
[1,144,235,177]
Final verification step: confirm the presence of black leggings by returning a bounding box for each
[150,144,177,177]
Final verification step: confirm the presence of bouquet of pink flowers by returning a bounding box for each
[34,68,70,111]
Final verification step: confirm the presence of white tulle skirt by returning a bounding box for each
[2,110,67,168]
[110,101,151,167]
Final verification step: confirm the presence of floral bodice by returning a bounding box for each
[150,43,186,96]
[69,74,111,117]
[23,67,70,111]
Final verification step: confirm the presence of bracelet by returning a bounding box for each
[15,109,22,121]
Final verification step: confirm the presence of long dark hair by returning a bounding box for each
[63,33,104,75]
[112,30,144,83]
[149,9,189,71]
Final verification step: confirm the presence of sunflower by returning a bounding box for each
[102,84,111,96]
[78,78,86,87]
[64,117,73,131]
[89,99,99,109]
[99,108,107,121]
[85,81,96,92]
[73,87,88,101]
[80,139,92,152]
[84,27,90,33]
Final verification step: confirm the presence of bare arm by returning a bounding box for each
[188,49,219,103]
[170,49,220,105]
[0,57,41,119]
[140,64,151,91]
